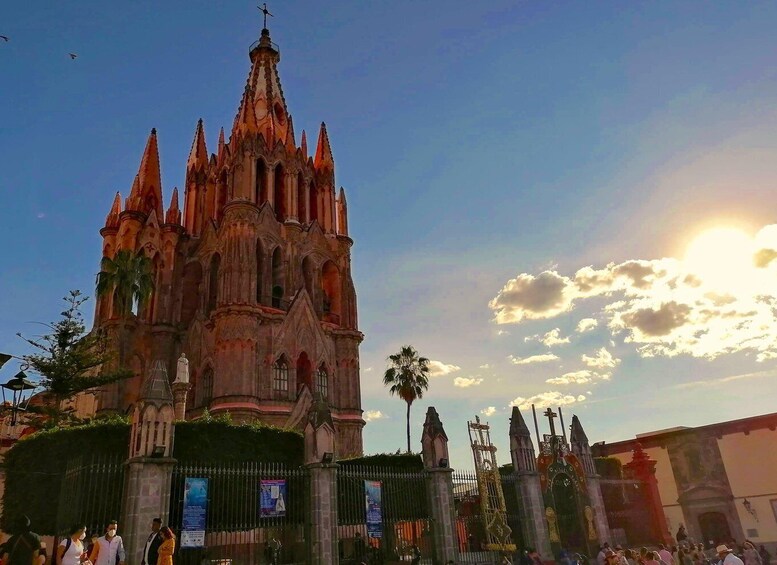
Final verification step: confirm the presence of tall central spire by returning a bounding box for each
[232,21,290,146]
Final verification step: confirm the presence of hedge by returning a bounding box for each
[1,415,303,535]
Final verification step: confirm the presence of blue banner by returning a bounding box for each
[181,477,208,548]
[365,480,383,539]
[260,479,287,517]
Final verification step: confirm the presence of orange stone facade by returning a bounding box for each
[93,27,364,457]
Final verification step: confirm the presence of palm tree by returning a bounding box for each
[383,345,430,453]
[95,249,154,365]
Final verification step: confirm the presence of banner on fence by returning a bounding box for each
[181,477,208,548]
[260,479,287,517]
[365,480,383,539]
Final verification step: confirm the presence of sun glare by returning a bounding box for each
[684,228,756,293]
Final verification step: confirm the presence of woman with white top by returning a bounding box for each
[57,525,86,565]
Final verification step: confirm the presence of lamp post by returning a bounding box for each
[1,370,37,426]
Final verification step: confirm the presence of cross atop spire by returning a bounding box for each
[543,407,558,436]
[258,3,273,30]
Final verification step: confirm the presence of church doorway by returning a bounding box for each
[698,512,731,545]
[296,352,313,393]
[552,472,585,552]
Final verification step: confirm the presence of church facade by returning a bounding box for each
[93,25,364,457]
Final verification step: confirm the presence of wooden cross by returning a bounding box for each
[543,407,557,436]
[258,3,273,29]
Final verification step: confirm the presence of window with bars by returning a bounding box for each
[317,365,329,399]
[273,357,289,394]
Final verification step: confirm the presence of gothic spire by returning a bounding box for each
[217,127,226,166]
[105,191,122,228]
[187,119,208,172]
[570,414,589,445]
[314,122,334,172]
[232,85,259,141]
[165,187,182,225]
[285,114,296,151]
[300,130,308,158]
[509,406,532,438]
[129,128,164,221]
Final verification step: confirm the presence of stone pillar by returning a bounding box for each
[624,444,672,545]
[509,407,553,557]
[123,361,176,565]
[570,415,611,548]
[304,395,339,565]
[421,407,458,564]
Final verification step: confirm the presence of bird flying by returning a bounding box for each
[0,36,9,42]
[69,53,77,59]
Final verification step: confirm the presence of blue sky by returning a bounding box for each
[3,2,777,467]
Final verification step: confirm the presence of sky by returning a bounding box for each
[3,2,777,468]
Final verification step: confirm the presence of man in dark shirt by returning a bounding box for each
[1,516,41,565]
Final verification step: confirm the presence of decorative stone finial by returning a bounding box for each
[421,406,449,469]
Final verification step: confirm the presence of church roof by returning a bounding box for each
[140,360,173,405]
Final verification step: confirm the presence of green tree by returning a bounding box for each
[383,345,430,453]
[95,249,154,364]
[17,290,131,426]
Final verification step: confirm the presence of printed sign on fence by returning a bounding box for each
[181,477,208,548]
[364,480,383,539]
[260,479,287,517]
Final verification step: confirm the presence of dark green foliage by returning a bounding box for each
[339,452,423,470]
[17,290,131,425]
[0,416,130,534]
[174,417,303,464]
[1,416,304,535]
[594,457,623,479]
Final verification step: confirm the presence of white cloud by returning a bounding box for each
[364,367,373,373]
[576,318,598,333]
[479,363,491,369]
[581,347,621,369]
[481,406,497,417]
[509,391,586,410]
[497,329,510,336]
[508,353,559,365]
[454,376,483,388]
[364,410,386,422]
[526,328,571,346]
[428,360,461,377]
[546,370,610,385]
[490,226,777,361]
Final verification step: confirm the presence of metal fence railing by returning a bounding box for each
[451,470,526,564]
[56,454,126,539]
[337,465,433,564]
[168,461,308,565]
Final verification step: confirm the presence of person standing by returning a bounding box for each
[660,545,676,565]
[89,522,125,565]
[57,525,86,565]
[718,545,745,565]
[2,516,42,565]
[141,519,163,565]
[743,543,762,565]
[677,526,689,546]
[156,528,175,565]
[758,546,771,565]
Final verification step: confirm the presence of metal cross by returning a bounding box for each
[258,3,273,29]
[543,407,557,436]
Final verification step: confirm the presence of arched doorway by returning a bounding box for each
[698,512,731,545]
[296,352,312,393]
[552,472,585,552]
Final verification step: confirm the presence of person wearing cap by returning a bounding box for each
[141,519,163,565]
[718,545,745,565]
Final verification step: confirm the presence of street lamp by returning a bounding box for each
[1,371,37,426]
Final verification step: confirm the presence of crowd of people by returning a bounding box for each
[0,516,176,565]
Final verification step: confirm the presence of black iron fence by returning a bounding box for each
[56,454,126,538]
[337,465,433,564]
[452,470,525,565]
[168,461,308,565]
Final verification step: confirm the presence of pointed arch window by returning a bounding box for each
[273,356,289,394]
[316,364,329,399]
[274,164,286,221]
[271,247,284,308]
[256,159,268,204]
[201,367,213,407]
[297,172,307,223]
